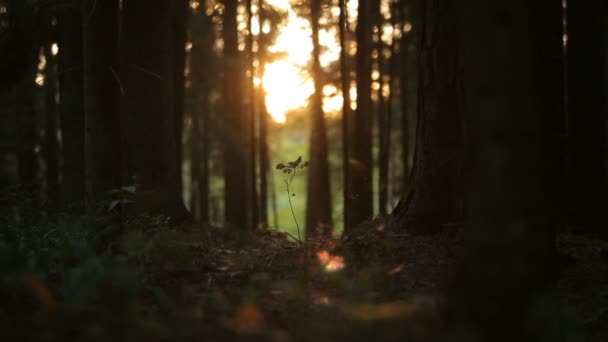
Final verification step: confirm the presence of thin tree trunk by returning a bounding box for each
[44,47,60,206]
[16,70,39,202]
[222,0,248,229]
[258,70,270,228]
[567,0,606,234]
[120,0,186,219]
[57,5,85,210]
[44,24,60,208]
[247,0,259,229]
[306,0,333,238]
[349,0,374,229]
[172,0,189,201]
[339,0,351,231]
[376,0,389,215]
[190,9,212,224]
[82,0,122,206]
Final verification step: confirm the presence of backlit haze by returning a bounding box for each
[258,0,345,123]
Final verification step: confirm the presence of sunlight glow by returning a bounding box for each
[263,61,314,123]
[317,250,345,272]
[262,3,342,122]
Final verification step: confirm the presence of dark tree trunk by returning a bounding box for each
[246,0,259,230]
[258,90,270,228]
[120,0,187,219]
[349,0,374,229]
[44,24,60,208]
[222,0,248,229]
[398,2,415,196]
[257,2,270,228]
[82,0,122,206]
[567,0,606,235]
[189,9,212,224]
[390,0,464,234]
[447,0,561,339]
[339,0,351,230]
[16,71,39,197]
[57,6,85,209]
[376,0,389,215]
[306,0,333,238]
[172,0,189,200]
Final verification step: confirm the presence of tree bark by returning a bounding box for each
[246,0,259,230]
[120,0,187,219]
[44,23,60,208]
[82,0,122,206]
[339,0,351,231]
[566,0,606,235]
[390,0,464,234]
[189,8,212,224]
[447,0,561,339]
[222,0,248,229]
[306,0,333,238]
[349,0,374,229]
[172,0,189,201]
[57,5,85,210]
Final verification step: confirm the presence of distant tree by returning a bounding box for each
[447,0,561,339]
[43,16,60,207]
[189,6,213,224]
[390,0,463,234]
[246,0,260,230]
[120,0,188,219]
[338,0,351,231]
[349,0,374,230]
[375,0,390,215]
[305,0,333,238]
[82,0,122,206]
[172,0,189,198]
[16,60,39,197]
[222,0,249,229]
[567,0,607,234]
[57,4,85,209]
[336,0,354,229]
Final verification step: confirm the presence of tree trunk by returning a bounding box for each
[339,0,351,231]
[306,0,333,238]
[222,0,248,229]
[349,0,374,229]
[120,0,187,219]
[447,0,561,339]
[44,24,60,208]
[390,0,463,234]
[57,6,85,210]
[16,70,39,198]
[189,8,212,224]
[376,0,389,215]
[82,0,122,206]
[246,0,259,230]
[567,0,606,235]
[172,0,189,201]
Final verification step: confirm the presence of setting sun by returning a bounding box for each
[261,0,343,123]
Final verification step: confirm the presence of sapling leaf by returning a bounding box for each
[276,163,286,170]
[288,156,302,168]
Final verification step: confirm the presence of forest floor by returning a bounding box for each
[3,213,608,341]
[142,220,608,342]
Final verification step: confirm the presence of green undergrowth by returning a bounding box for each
[0,192,595,341]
